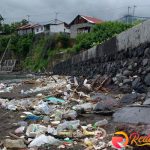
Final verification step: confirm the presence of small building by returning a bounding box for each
[44,20,70,35]
[69,15,103,38]
[17,24,44,35]
[0,30,3,35]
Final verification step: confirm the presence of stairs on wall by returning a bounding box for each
[0,38,17,73]
[0,59,16,72]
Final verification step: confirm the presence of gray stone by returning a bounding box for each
[128,65,133,71]
[116,74,127,82]
[142,71,147,75]
[119,83,123,87]
[91,93,115,102]
[146,67,150,73]
[132,78,140,88]
[4,139,26,149]
[134,63,138,67]
[132,78,147,93]
[142,59,148,66]
[113,106,150,124]
[143,98,150,105]
[123,79,132,84]
[144,73,150,86]
[120,93,145,105]
[120,84,132,93]
[112,77,117,82]
[93,94,119,112]
[138,68,142,74]
[123,70,132,76]
[147,92,150,98]
[144,48,150,58]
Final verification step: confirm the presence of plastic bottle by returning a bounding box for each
[94,119,108,127]
[55,110,62,121]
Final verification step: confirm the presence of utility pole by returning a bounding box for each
[132,5,136,24]
[55,12,59,24]
[27,15,30,23]
[127,6,131,24]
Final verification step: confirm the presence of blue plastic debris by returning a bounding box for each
[24,115,43,121]
[46,97,65,104]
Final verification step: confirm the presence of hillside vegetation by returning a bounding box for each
[0,21,133,71]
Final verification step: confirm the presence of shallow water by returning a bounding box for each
[0,74,28,83]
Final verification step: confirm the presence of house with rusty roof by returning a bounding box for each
[17,21,70,36]
[17,24,44,35]
[69,15,103,38]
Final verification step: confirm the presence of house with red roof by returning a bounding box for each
[69,15,103,38]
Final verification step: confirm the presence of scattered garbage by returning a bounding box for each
[4,139,26,149]
[0,74,148,149]
[73,103,93,112]
[15,126,25,134]
[26,124,47,137]
[0,83,5,90]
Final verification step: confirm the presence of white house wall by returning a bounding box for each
[34,26,44,34]
[18,29,33,35]
[50,24,70,33]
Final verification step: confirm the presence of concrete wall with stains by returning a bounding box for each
[53,20,150,75]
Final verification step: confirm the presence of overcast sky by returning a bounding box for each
[1,0,150,24]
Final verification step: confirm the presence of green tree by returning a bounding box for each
[21,19,28,25]
[0,14,4,24]
[3,24,11,34]
[75,21,133,51]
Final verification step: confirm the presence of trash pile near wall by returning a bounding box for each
[0,74,150,150]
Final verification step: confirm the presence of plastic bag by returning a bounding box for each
[63,110,77,120]
[26,124,47,137]
[57,120,80,132]
[28,134,60,147]
[34,101,51,115]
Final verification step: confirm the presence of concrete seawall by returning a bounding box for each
[53,20,150,77]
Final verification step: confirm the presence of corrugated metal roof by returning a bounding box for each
[18,24,42,30]
[81,15,103,24]
[69,15,103,26]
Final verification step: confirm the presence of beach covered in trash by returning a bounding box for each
[0,75,150,150]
